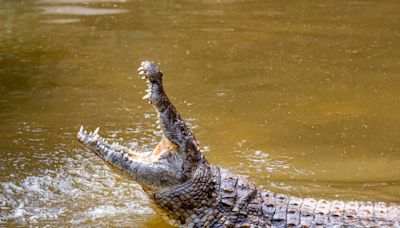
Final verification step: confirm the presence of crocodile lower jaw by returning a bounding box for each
[77,126,160,164]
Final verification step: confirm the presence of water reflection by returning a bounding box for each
[42,18,81,24]
[37,0,129,24]
[38,0,128,3]
[41,6,129,16]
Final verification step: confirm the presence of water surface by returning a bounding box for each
[1,0,399,226]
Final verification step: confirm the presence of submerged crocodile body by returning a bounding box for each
[77,61,400,227]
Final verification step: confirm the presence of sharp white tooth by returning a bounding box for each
[79,126,83,133]
[139,70,144,75]
[94,127,99,135]
[138,66,143,71]
[115,142,119,146]
[89,131,92,136]
[142,93,151,99]
[141,76,145,79]
[84,130,87,135]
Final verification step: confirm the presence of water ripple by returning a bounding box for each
[0,153,153,226]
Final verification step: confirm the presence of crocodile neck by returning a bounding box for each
[151,165,400,227]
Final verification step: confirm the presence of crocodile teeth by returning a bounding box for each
[79,126,83,133]
[139,70,144,75]
[138,66,143,71]
[145,88,151,93]
[142,93,151,99]
[93,127,99,135]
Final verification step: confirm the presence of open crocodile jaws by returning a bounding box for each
[77,61,400,227]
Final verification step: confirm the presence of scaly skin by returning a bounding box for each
[77,61,400,227]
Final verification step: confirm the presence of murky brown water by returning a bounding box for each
[1,0,399,226]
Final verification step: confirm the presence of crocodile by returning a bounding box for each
[77,61,400,227]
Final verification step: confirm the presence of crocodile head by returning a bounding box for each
[77,61,204,192]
